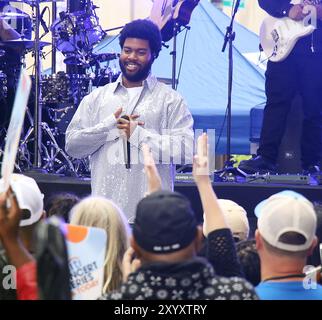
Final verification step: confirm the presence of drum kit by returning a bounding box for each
[0,0,120,177]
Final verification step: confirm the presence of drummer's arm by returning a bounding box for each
[0,18,21,41]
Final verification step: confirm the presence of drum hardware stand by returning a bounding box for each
[40,122,76,174]
[19,108,77,175]
[214,0,241,181]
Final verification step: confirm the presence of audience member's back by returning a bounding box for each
[100,191,258,300]
[255,191,322,300]
[308,202,322,267]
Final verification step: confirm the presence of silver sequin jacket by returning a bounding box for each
[65,74,194,220]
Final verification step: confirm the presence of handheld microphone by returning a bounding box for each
[120,115,131,169]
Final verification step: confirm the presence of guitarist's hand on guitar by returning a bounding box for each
[288,4,308,21]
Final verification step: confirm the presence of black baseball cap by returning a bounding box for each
[133,190,198,253]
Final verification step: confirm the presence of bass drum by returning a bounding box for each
[51,11,104,53]
[41,72,91,107]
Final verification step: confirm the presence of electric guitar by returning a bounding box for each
[259,10,316,62]
[150,0,200,42]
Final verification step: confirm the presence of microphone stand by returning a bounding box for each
[103,26,124,33]
[51,1,57,74]
[171,22,179,90]
[215,0,243,181]
[31,0,43,170]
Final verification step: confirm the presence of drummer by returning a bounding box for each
[0,1,32,131]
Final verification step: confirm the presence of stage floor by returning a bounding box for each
[23,172,322,236]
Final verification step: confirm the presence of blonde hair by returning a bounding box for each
[70,196,130,293]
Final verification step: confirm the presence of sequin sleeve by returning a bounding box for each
[129,95,194,164]
[65,93,120,159]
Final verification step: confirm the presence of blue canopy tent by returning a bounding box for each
[94,0,266,154]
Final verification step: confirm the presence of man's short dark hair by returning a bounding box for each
[119,19,162,59]
[262,234,309,258]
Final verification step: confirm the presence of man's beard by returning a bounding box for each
[119,59,153,83]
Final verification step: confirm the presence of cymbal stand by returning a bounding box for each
[21,1,77,175]
[51,0,57,74]
[30,0,43,170]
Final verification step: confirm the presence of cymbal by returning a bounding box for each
[0,0,64,3]
[0,39,51,51]
[0,12,29,18]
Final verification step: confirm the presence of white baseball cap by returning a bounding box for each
[203,199,249,241]
[0,174,44,227]
[255,190,317,252]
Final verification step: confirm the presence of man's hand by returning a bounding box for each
[122,247,141,283]
[114,107,123,119]
[0,17,21,41]
[0,187,21,243]
[288,4,308,21]
[117,114,145,139]
[142,144,161,195]
[0,187,34,269]
[193,133,210,185]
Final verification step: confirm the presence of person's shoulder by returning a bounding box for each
[82,84,111,103]
[98,290,124,300]
[155,80,180,95]
[204,275,258,300]
[216,275,255,287]
[154,81,187,108]
[217,276,258,294]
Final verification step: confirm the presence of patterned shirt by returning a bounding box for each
[65,73,194,220]
[99,258,259,300]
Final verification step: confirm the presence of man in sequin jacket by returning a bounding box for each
[65,19,194,221]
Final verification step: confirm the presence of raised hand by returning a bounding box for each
[0,187,34,269]
[193,133,210,185]
[0,187,21,243]
[122,247,141,282]
[193,133,227,236]
[142,143,162,194]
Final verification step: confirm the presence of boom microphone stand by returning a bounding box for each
[215,0,244,180]
[171,22,179,90]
